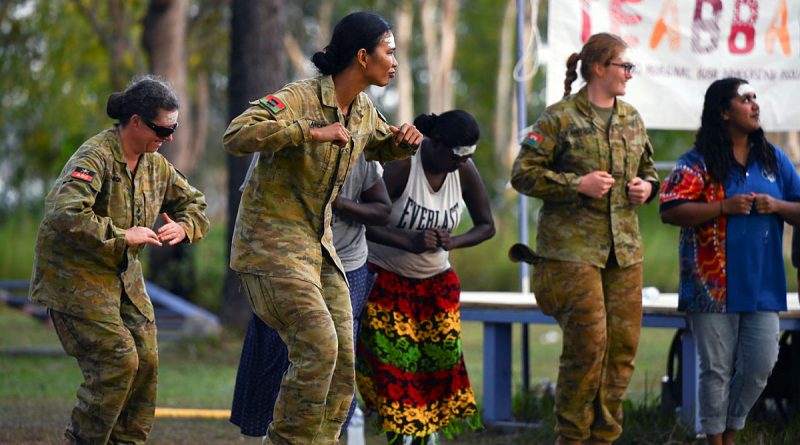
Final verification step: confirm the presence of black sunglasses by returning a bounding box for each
[143,118,178,138]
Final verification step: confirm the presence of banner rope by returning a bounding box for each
[513,0,542,82]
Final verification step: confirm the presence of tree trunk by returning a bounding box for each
[493,0,516,172]
[141,0,205,302]
[438,0,457,112]
[395,1,414,124]
[221,0,287,328]
[420,0,458,113]
[285,34,311,78]
[316,0,334,50]
[142,0,193,173]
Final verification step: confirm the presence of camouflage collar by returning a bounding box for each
[575,86,628,119]
[108,126,149,172]
[109,126,126,164]
[318,75,365,121]
[319,75,337,109]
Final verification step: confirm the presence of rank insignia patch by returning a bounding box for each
[523,132,544,146]
[71,167,96,183]
[260,95,286,114]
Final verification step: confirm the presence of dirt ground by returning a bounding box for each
[0,399,533,445]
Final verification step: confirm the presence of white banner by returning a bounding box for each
[546,0,800,130]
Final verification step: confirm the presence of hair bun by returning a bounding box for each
[413,113,437,134]
[311,51,335,76]
[106,92,124,119]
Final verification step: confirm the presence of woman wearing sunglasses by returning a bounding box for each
[511,33,659,445]
[29,75,209,444]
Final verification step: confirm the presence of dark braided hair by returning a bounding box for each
[695,77,775,184]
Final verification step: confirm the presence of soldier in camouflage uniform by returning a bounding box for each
[511,33,659,445]
[223,12,421,445]
[29,75,209,445]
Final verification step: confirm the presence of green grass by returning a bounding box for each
[0,303,670,416]
[4,304,800,444]
[4,203,800,444]
[190,222,230,313]
[0,209,40,280]
[461,321,676,405]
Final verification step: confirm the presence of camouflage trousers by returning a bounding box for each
[533,256,642,443]
[238,261,353,445]
[50,293,158,445]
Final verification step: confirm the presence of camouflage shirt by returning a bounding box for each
[511,86,659,268]
[29,128,209,322]
[224,75,416,286]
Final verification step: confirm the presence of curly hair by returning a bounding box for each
[695,77,775,184]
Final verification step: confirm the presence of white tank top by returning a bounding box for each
[368,151,464,279]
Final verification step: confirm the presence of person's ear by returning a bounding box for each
[721,110,730,121]
[592,62,605,78]
[357,48,369,69]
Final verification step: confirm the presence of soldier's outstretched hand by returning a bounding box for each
[126,226,162,247]
[390,123,423,148]
[158,212,187,245]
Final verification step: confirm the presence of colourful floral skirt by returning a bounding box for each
[355,264,478,437]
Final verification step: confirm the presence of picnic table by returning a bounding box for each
[460,290,800,432]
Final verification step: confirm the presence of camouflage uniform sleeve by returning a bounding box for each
[510,110,582,202]
[363,105,417,163]
[635,115,660,202]
[222,89,312,156]
[46,152,127,268]
[158,159,210,243]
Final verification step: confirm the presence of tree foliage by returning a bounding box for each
[0,1,139,213]
[0,0,230,217]
[1,0,715,309]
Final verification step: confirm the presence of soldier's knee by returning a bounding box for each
[137,348,159,376]
[294,311,339,363]
[114,349,140,378]
[92,353,138,394]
